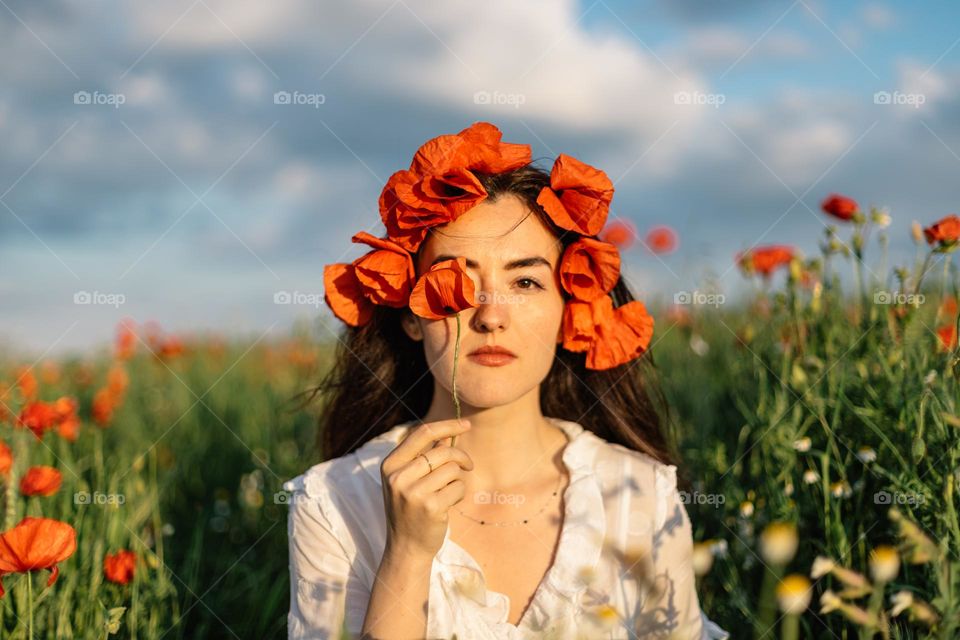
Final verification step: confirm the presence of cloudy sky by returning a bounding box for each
[2,0,958,356]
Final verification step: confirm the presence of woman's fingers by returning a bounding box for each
[384,419,471,475]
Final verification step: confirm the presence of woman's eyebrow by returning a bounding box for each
[431,255,552,270]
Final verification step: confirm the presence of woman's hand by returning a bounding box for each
[379,418,474,560]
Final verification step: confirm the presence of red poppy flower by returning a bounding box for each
[103,549,136,585]
[559,238,621,301]
[16,402,60,439]
[20,466,63,497]
[537,154,614,236]
[938,324,957,352]
[736,245,795,277]
[350,232,417,307]
[924,214,960,248]
[820,194,860,221]
[115,318,137,361]
[599,219,637,249]
[561,295,654,370]
[0,517,77,597]
[0,442,11,476]
[15,367,37,402]
[379,123,532,253]
[408,257,479,320]
[645,225,678,254]
[323,263,375,327]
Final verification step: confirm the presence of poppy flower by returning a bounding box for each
[599,219,637,249]
[562,295,655,370]
[103,550,136,585]
[408,257,479,320]
[92,388,119,427]
[820,194,860,221]
[411,121,532,176]
[115,318,137,361]
[938,324,957,352]
[537,154,614,236]
[350,232,417,307]
[20,466,63,497]
[16,401,61,439]
[379,123,532,253]
[645,225,678,255]
[15,367,37,402]
[923,214,960,249]
[0,442,11,476]
[559,238,621,301]
[323,263,375,327]
[106,365,129,397]
[0,517,77,597]
[736,245,796,277]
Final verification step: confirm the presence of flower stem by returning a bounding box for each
[450,312,462,448]
[27,571,33,640]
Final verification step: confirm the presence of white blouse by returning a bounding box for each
[284,416,730,639]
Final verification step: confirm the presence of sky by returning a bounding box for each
[2,0,959,357]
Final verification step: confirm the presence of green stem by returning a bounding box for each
[27,571,33,640]
[450,313,462,448]
[782,613,798,640]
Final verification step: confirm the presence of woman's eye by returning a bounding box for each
[516,278,544,290]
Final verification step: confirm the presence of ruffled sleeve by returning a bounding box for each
[285,471,369,640]
[634,464,729,640]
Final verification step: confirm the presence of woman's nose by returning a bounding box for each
[471,287,509,332]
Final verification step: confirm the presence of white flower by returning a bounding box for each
[792,437,812,452]
[856,446,877,464]
[803,470,819,484]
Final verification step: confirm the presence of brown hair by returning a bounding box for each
[300,163,679,468]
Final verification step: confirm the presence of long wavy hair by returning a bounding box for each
[300,162,679,469]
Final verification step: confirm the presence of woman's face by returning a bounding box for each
[402,194,565,408]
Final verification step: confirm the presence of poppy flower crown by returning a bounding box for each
[322,121,654,371]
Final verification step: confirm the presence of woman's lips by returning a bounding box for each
[466,352,517,367]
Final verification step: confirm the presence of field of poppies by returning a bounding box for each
[0,197,957,638]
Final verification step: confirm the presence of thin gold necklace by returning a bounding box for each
[455,472,564,526]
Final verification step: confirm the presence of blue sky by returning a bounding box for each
[2,0,959,356]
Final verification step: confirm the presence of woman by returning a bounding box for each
[285,122,729,639]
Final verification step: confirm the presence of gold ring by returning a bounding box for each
[419,452,434,473]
